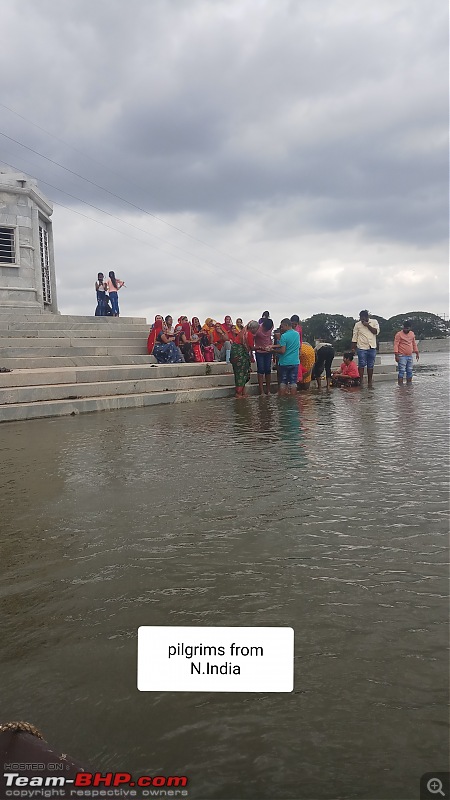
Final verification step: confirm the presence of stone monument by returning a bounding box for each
[0,170,58,315]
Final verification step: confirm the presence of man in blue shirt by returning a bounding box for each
[271,318,300,395]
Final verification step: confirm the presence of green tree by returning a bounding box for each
[302,313,356,350]
[380,312,449,340]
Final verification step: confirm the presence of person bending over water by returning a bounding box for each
[313,339,335,389]
[297,342,316,390]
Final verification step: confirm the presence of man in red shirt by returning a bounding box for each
[394,320,419,384]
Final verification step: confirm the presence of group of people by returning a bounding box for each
[146,310,420,396]
[94,272,126,317]
[144,311,349,397]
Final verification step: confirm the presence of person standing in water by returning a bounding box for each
[394,320,419,384]
[270,318,300,396]
[105,271,125,316]
[230,321,259,398]
[352,310,380,387]
[254,318,274,395]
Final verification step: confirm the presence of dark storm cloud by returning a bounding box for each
[0,0,448,318]
[2,0,447,234]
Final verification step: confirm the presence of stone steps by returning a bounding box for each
[0,362,230,387]
[0,314,147,325]
[0,371,239,404]
[0,328,149,337]
[0,345,149,358]
[0,315,398,422]
[0,337,149,348]
[0,355,154,369]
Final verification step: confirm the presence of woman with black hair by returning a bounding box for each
[94,273,108,316]
[105,271,125,316]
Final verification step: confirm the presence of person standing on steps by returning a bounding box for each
[105,271,125,317]
[94,273,108,316]
[352,310,380,388]
[394,320,419,384]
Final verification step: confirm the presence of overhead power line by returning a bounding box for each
[0,156,271,296]
[0,125,285,290]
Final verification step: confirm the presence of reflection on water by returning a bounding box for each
[0,354,448,800]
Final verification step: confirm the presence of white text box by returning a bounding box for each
[137,626,294,692]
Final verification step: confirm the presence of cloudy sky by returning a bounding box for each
[1,0,448,324]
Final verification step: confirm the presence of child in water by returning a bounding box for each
[331,352,361,387]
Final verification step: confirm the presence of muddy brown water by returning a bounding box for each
[0,353,448,799]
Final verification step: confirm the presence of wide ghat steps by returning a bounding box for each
[0,315,397,422]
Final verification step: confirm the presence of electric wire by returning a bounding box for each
[0,126,286,295]
[0,156,274,296]
[0,103,278,283]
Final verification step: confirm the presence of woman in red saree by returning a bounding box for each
[200,319,216,362]
[223,315,238,343]
[147,315,164,355]
[191,317,205,362]
[191,317,202,335]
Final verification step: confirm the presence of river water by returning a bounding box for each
[0,353,448,800]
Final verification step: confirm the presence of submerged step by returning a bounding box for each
[0,386,251,423]
[0,373,241,404]
[0,369,397,423]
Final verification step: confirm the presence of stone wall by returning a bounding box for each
[379,338,450,353]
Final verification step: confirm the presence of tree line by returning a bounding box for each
[300,312,449,352]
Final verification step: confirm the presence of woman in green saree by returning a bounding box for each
[230,320,259,398]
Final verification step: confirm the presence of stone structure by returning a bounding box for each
[0,170,58,315]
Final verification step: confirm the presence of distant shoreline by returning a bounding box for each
[379,339,450,353]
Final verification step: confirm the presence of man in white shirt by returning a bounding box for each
[351,310,380,388]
